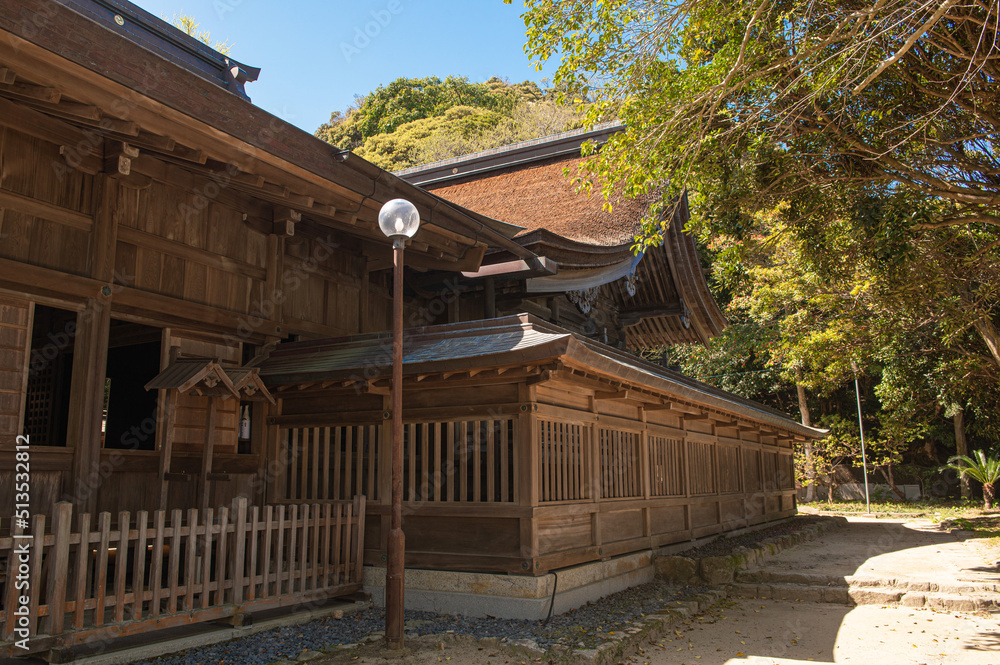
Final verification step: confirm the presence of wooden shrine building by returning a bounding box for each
[0,0,824,656]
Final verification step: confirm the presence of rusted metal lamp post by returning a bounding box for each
[377,198,420,650]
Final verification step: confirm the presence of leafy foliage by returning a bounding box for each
[314,76,584,169]
[945,450,1000,509]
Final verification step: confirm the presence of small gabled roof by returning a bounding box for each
[228,367,276,404]
[145,358,239,398]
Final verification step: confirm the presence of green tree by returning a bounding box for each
[315,76,584,170]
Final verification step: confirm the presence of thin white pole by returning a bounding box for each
[852,362,871,513]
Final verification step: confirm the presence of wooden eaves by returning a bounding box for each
[0,0,538,275]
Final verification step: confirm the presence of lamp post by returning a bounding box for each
[851,361,871,513]
[377,198,420,650]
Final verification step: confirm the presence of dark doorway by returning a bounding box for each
[24,304,77,446]
[104,322,161,450]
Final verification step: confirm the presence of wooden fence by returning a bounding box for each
[0,496,365,657]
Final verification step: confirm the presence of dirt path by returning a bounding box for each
[621,597,999,665]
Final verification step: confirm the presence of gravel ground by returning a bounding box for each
[131,581,710,665]
[682,515,821,558]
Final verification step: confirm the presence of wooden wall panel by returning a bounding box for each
[0,127,93,213]
[537,512,592,555]
[649,505,686,535]
[0,296,30,440]
[600,508,644,543]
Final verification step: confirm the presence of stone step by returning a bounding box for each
[735,568,1000,595]
[729,582,1000,612]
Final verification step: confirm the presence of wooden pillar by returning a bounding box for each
[67,173,119,513]
[517,383,538,569]
[66,297,111,514]
[156,389,177,511]
[199,397,219,515]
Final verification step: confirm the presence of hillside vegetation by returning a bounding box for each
[314,76,584,170]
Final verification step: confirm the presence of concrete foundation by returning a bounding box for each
[364,550,654,620]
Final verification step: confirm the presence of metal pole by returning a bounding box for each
[852,362,871,514]
[385,238,406,649]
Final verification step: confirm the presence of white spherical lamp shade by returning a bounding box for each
[378,198,421,240]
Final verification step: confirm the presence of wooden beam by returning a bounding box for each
[0,67,14,84]
[104,140,140,177]
[593,389,632,401]
[272,206,300,237]
[619,304,685,327]
[0,187,93,231]
[0,80,60,102]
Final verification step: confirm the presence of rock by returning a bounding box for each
[700,555,738,585]
[296,651,323,661]
[654,555,699,584]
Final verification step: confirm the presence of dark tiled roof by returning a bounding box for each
[425,156,651,247]
[259,315,822,439]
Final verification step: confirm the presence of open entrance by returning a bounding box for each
[103,321,161,450]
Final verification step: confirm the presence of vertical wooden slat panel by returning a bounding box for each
[46,502,72,634]
[486,421,495,502]
[132,510,148,621]
[114,511,131,624]
[289,428,299,500]
[247,505,260,601]
[26,513,44,636]
[473,420,482,502]
[262,506,274,598]
[367,425,377,500]
[299,429,310,501]
[95,512,112,625]
[274,505,286,596]
[298,504,309,594]
[320,502,331,589]
[406,423,415,502]
[500,420,509,502]
[214,506,229,606]
[331,502,342,585]
[355,428,365,501]
[149,511,164,619]
[447,422,455,501]
[459,421,468,502]
[341,502,352,585]
[311,427,321,501]
[345,426,355,499]
[233,498,248,604]
[184,508,199,611]
[287,504,298,595]
[354,495,365,582]
[433,422,442,501]
[420,422,429,501]
[333,427,342,500]
[322,427,331,501]
[201,509,214,609]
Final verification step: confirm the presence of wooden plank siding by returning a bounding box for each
[273,376,800,576]
[0,120,421,519]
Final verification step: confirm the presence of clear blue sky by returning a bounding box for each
[130,0,553,134]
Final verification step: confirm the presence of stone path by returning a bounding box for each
[731,516,1000,612]
[621,516,1000,665]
